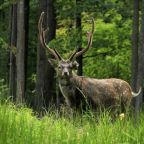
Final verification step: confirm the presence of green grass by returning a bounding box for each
[0,102,144,144]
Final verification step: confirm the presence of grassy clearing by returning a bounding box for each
[0,102,144,144]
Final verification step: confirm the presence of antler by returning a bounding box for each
[38,12,62,60]
[69,18,95,61]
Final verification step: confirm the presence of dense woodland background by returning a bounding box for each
[0,0,143,113]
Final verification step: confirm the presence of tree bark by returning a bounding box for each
[76,0,82,76]
[74,0,83,107]
[131,0,140,123]
[45,0,56,107]
[36,0,56,111]
[9,4,17,101]
[137,0,144,111]
[16,0,29,104]
[24,0,29,97]
[131,0,139,91]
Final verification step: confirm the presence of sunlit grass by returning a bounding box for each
[0,102,143,144]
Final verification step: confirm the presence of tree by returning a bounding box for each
[137,0,144,108]
[76,0,82,76]
[131,0,140,122]
[36,0,56,111]
[16,0,29,104]
[9,3,17,101]
[131,0,139,91]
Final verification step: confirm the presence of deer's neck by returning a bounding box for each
[59,77,71,87]
[58,74,83,88]
[58,75,86,107]
[58,76,76,106]
[70,75,85,88]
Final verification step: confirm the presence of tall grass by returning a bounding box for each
[0,102,144,144]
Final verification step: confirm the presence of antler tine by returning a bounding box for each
[70,18,95,60]
[38,12,45,48]
[69,50,78,61]
[53,48,64,60]
[38,12,62,60]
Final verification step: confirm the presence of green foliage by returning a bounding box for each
[0,0,18,10]
[0,37,8,80]
[49,27,82,59]
[83,17,132,81]
[0,79,9,102]
[56,0,75,19]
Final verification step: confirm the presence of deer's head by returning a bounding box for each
[38,12,94,79]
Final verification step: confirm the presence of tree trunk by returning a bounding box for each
[9,4,17,101]
[131,0,140,123]
[131,0,139,91]
[16,0,29,104]
[0,0,4,20]
[36,0,56,111]
[137,0,144,111]
[76,0,82,76]
[24,0,29,98]
[45,0,56,107]
[74,0,83,107]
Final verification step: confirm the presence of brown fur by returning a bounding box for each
[70,76,132,112]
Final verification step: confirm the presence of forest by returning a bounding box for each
[0,0,144,143]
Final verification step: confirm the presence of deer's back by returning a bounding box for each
[71,76,132,108]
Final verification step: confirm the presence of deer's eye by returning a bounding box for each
[58,65,61,69]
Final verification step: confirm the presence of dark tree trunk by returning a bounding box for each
[45,0,56,107]
[131,0,139,91]
[131,0,140,123]
[24,0,29,97]
[36,0,56,111]
[76,0,82,76]
[16,0,29,104]
[136,0,144,114]
[9,4,17,101]
[74,0,83,108]
[35,0,47,112]
[0,0,4,20]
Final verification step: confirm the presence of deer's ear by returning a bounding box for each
[48,59,58,68]
[72,61,79,69]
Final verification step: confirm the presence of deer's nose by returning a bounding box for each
[62,69,69,76]
[63,71,69,76]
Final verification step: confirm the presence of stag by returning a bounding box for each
[38,12,141,114]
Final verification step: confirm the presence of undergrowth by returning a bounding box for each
[0,101,143,144]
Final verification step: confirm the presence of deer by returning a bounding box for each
[38,12,141,116]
